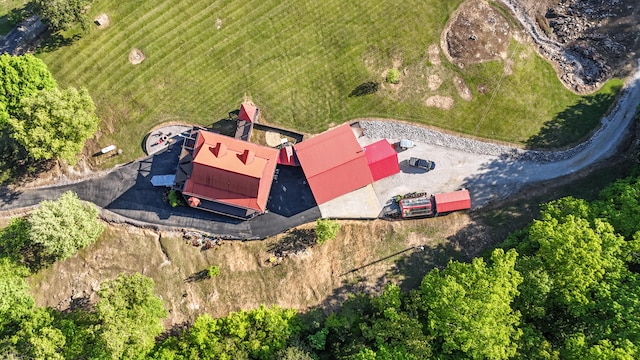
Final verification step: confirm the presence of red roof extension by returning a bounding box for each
[294,124,373,204]
[183,130,278,212]
[238,103,259,122]
[363,139,400,181]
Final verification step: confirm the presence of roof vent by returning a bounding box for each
[210,142,227,157]
[238,149,255,164]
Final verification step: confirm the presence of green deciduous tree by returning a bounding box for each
[9,87,100,164]
[0,54,57,120]
[0,258,34,337]
[421,248,523,359]
[10,307,66,360]
[596,175,640,238]
[0,217,31,264]
[153,305,299,360]
[522,201,626,314]
[93,273,167,360]
[27,191,104,261]
[32,0,93,32]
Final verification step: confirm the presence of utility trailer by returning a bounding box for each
[385,189,471,219]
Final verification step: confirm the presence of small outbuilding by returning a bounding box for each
[238,102,260,123]
[363,139,400,181]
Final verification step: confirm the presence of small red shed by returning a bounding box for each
[363,139,400,181]
[238,103,259,122]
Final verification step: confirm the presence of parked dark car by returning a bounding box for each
[409,157,436,171]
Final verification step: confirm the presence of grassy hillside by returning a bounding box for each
[36,0,620,166]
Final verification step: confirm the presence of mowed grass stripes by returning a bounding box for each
[37,0,621,166]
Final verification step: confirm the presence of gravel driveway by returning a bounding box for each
[361,58,640,208]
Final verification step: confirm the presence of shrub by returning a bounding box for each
[207,265,220,278]
[168,190,180,207]
[386,68,400,84]
[316,219,340,245]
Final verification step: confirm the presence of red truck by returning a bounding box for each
[397,189,471,218]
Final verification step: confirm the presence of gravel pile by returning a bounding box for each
[359,119,592,164]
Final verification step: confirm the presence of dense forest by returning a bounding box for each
[2,168,640,358]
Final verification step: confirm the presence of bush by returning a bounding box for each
[316,219,340,245]
[168,190,180,207]
[386,69,400,84]
[207,266,220,278]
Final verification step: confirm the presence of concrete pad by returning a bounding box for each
[359,134,500,207]
[318,184,382,219]
[146,125,193,155]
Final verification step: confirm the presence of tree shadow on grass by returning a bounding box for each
[392,241,466,292]
[184,269,210,283]
[267,228,316,257]
[525,86,621,149]
[349,82,379,97]
[36,32,81,53]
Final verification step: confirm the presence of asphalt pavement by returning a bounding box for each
[0,138,320,239]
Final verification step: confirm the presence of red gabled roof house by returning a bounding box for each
[177,129,278,219]
[294,124,374,205]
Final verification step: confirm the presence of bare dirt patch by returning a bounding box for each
[443,0,511,65]
[425,95,455,110]
[453,75,473,101]
[94,13,110,29]
[128,48,145,65]
[428,74,443,91]
[427,44,441,66]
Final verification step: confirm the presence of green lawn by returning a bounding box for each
[36,0,620,167]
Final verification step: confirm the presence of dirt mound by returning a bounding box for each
[428,74,442,91]
[425,95,455,110]
[443,0,511,65]
[94,13,110,29]
[128,48,145,64]
[427,44,441,65]
[453,76,473,101]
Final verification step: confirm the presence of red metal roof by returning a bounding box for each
[277,145,299,166]
[294,124,373,204]
[363,139,400,181]
[433,189,471,213]
[183,130,278,212]
[238,103,259,122]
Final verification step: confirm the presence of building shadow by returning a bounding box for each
[267,166,317,217]
[211,118,237,137]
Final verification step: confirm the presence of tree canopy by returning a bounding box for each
[0,54,57,122]
[32,0,93,32]
[8,87,100,164]
[28,191,104,261]
[93,273,167,360]
[421,248,523,359]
